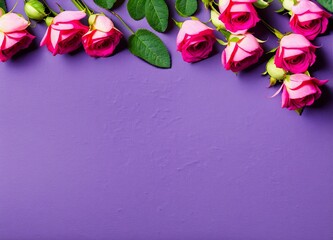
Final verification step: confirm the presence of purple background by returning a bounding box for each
[1,1,333,239]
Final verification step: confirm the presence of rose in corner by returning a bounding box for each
[274,33,317,74]
[176,20,216,63]
[0,13,35,62]
[222,33,263,72]
[40,11,89,55]
[280,74,328,110]
[290,0,331,40]
[219,0,260,34]
[82,14,122,58]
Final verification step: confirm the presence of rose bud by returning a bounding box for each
[274,33,316,74]
[266,56,287,86]
[219,0,260,34]
[0,13,35,62]
[290,0,331,40]
[222,33,263,72]
[176,19,216,63]
[40,11,89,55]
[82,14,122,58]
[24,0,47,21]
[281,0,296,11]
[280,74,328,110]
[211,10,225,30]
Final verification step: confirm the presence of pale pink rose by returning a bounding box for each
[290,0,331,40]
[82,14,122,58]
[274,34,316,74]
[0,13,35,62]
[176,20,216,63]
[218,0,260,34]
[281,74,328,110]
[222,33,263,72]
[40,11,88,55]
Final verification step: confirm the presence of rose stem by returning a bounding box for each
[110,11,135,35]
[41,0,57,16]
[260,19,284,39]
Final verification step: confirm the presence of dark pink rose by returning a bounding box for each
[274,33,316,73]
[222,33,263,72]
[281,74,328,110]
[40,11,89,55]
[219,0,260,34]
[0,13,35,62]
[176,20,216,63]
[82,14,122,58]
[290,0,331,40]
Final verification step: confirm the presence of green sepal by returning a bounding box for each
[295,108,304,116]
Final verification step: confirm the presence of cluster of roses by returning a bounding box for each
[176,0,331,113]
[0,1,122,62]
[177,0,263,72]
[0,0,331,114]
[268,0,330,112]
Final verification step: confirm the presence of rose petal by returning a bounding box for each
[280,33,313,48]
[53,11,86,23]
[93,15,114,32]
[0,13,29,32]
[176,20,212,46]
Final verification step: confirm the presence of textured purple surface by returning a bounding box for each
[1,1,333,239]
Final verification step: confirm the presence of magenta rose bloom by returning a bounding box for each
[40,11,89,55]
[176,20,216,63]
[280,74,328,110]
[219,0,260,34]
[274,34,316,74]
[0,12,35,62]
[222,33,263,72]
[82,14,122,58]
[290,0,331,40]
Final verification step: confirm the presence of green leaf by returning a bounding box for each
[0,0,7,12]
[127,0,146,20]
[93,0,117,9]
[175,0,198,17]
[145,0,169,32]
[128,29,171,68]
[316,0,333,12]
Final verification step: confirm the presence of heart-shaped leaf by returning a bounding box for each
[316,0,333,12]
[128,29,171,68]
[175,0,197,17]
[94,0,117,9]
[145,0,169,32]
[127,0,146,20]
[0,0,7,12]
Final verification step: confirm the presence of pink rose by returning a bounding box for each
[82,14,122,58]
[0,13,35,62]
[280,74,328,110]
[290,0,331,40]
[176,20,216,63]
[222,33,263,72]
[274,34,316,74]
[40,11,88,55]
[218,0,260,34]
